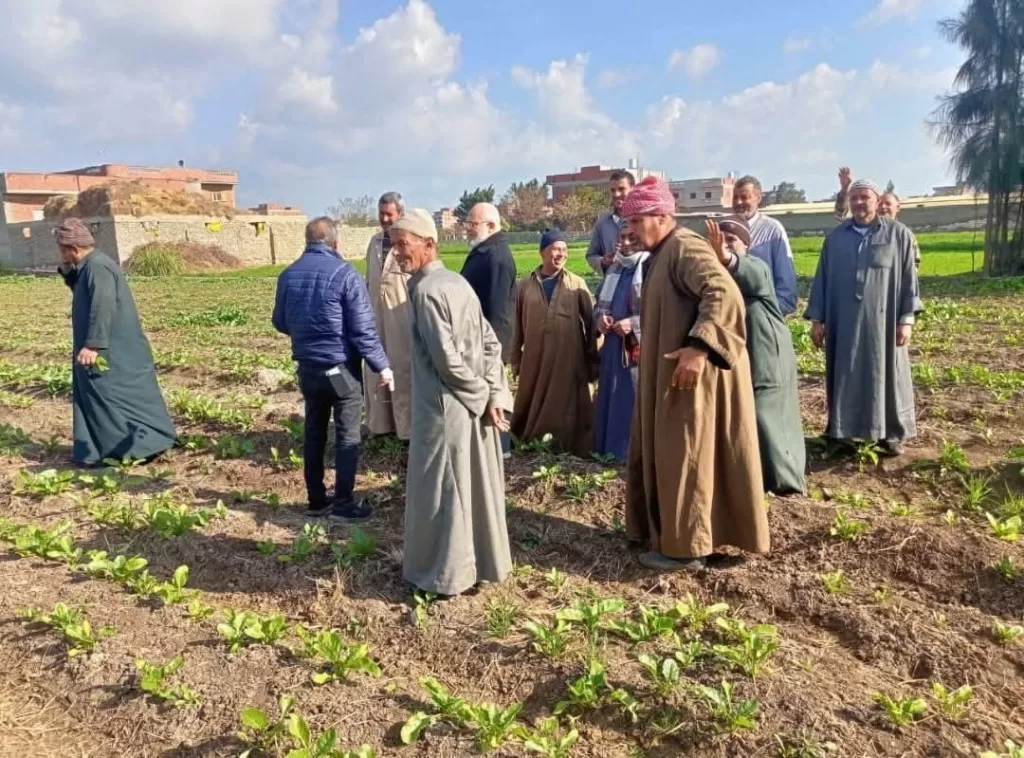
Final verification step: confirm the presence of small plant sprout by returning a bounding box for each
[217,609,289,653]
[821,570,851,595]
[713,618,781,679]
[258,540,277,556]
[930,682,973,720]
[937,440,971,476]
[0,423,31,455]
[285,712,376,758]
[637,653,684,696]
[516,716,579,758]
[518,433,555,454]
[20,602,115,657]
[13,468,77,497]
[855,441,881,470]
[608,605,681,645]
[135,655,202,706]
[294,627,381,685]
[774,731,839,757]
[238,695,296,758]
[484,596,519,639]
[467,701,525,752]
[531,464,562,488]
[154,566,195,605]
[412,590,438,629]
[280,523,326,563]
[889,501,917,518]
[960,473,993,511]
[555,596,625,648]
[992,556,1018,581]
[986,512,1022,542]
[992,620,1024,645]
[695,679,759,732]
[523,618,571,659]
[830,511,870,541]
[672,593,730,632]
[400,677,472,744]
[187,598,215,622]
[941,509,959,526]
[554,659,612,715]
[871,692,928,727]
[544,567,567,595]
[331,527,377,568]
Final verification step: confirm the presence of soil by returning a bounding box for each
[0,274,1023,758]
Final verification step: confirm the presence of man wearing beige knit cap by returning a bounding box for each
[390,208,513,597]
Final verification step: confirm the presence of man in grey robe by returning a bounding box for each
[805,179,923,456]
[389,208,513,597]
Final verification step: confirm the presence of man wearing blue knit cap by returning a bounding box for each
[509,228,600,456]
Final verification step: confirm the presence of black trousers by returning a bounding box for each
[297,362,363,509]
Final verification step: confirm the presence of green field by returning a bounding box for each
[213,231,989,282]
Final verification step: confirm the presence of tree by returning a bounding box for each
[885,179,897,194]
[762,181,807,205]
[498,179,549,231]
[552,186,607,232]
[454,186,496,222]
[326,195,377,226]
[932,0,1024,275]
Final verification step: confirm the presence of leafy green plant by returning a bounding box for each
[544,567,567,595]
[713,618,781,679]
[937,440,971,476]
[0,423,31,455]
[518,433,554,454]
[280,523,326,563]
[187,598,215,622]
[523,618,571,659]
[484,597,519,639]
[531,464,562,488]
[135,655,201,706]
[140,498,226,538]
[238,695,296,758]
[279,418,305,444]
[412,590,437,629]
[515,717,579,758]
[8,520,81,565]
[154,566,195,605]
[637,653,684,696]
[672,593,730,632]
[400,677,472,744]
[467,701,525,752]
[554,659,617,715]
[258,540,277,556]
[872,692,927,727]
[294,627,381,685]
[84,551,148,583]
[821,570,851,595]
[774,731,839,758]
[992,556,1019,582]
[695,679,758,732]
[992,620,1024,644]
[854,441,881,470]
[607,605,680,645]
[13,468,77,497]
[960,473,993,512]
[217,609,289,653]
[986,512,1021,542]
[20,602,115,657]
[330,528,377,568]
[555,596,625,646]
[829,511,870,541]
[81,498,140,529]
[168,389,253,429]
[930,682,972,720]
[213,433,256,460]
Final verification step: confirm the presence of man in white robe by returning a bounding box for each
[389,208,513,596]
[364,192,412,440]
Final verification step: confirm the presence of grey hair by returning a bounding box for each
[379,192,404,212]
[735,175,762,194]
[305,216,338,245]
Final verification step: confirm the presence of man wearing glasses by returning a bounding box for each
[460,202,518,458]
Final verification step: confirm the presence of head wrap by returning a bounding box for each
[849,179,881,197]
[540,227,567,251]
[389,208,437,242]
[55,218,95,248]
[718,215,751,247]
[619,176,676,218]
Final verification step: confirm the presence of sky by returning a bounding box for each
[0,0,967,215]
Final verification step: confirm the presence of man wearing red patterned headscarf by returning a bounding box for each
[622,177,770,572]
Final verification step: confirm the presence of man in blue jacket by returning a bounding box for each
[731,176,798,316]
[273,217,393,521]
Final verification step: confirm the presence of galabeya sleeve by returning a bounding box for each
[668,237,747,371]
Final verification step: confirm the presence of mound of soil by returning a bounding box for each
[125,241,242,273]
[44,181,238,219]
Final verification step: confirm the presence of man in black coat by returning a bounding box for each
[461,202,517,457]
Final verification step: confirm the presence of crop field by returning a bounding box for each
[0,229,1023,757]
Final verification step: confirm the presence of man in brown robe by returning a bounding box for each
[510,228,599,456]
[622,176,769,572]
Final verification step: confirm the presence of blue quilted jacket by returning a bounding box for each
[272,243,389,373]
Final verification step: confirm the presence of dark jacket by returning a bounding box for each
[460,232,517,360]
[272,243,389,373]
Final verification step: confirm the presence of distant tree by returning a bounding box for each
[553,186,607,231]
[498,179,549,231]
[885,179,897,194]
[326,195,377,226]
[454,186,496,222]
[762,181,807,205]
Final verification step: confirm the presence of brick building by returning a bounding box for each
[433,207,458,231]
[0,164,239,223]
[669,176,736,212]
[545,160,666,203]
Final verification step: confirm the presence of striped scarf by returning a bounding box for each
[594,252,649,369]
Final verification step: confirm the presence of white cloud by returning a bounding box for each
[867,60,956,91]
[668,43,722,80]
[595,67,645,89]
[914,45,934,60]
[783,35,813,54]
[858,0,923,26]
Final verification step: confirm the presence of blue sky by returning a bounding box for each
[0,0,966,215]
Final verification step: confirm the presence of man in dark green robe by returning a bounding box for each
[706,217,806,495]
[56,218,176,466]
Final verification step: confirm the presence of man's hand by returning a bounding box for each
[597,314,614,335]
[704,219,729,265]
[896,324,912,347]
[612,319,633,337]
[488,406,511,432]
[838,167,852,192]
[601,251,616,270]
[664,347,707,390]
[811,321,826,349]
[76,347,100,367]
[378,368,395,391]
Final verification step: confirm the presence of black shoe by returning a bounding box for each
[307,502,333,517]
[329,500,372,523]
[879,439,904,457]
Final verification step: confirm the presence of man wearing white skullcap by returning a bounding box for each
[834,168,920,266]
[805,178,923,457]
[390,208,514,597]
